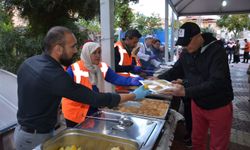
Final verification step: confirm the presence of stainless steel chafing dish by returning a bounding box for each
[77,111,165,150]
[103,98,170,119]
[39,128,139,150]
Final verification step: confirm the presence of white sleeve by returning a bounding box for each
[150,59,161,67]
[137,43,150,61]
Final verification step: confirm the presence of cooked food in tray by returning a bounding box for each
[58,144,123,150]
[111,147,122,150]
[140,80,173,93]
[58,145,81,150]
[42,129,138,150]
[117,98,169,118]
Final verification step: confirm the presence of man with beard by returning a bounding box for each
[14,26,150,150]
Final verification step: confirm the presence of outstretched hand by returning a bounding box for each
[160,83,185,97]
[132,85,151,100]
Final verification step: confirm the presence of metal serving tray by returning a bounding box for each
[78,111,165,150]
[40,128,139,150]
[103,98,170,119]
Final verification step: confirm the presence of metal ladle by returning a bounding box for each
[113,117,133,130]
[85,116,133,127]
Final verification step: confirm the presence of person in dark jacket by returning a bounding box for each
[151,39,164,64]
[232,40,240,63]
[158,22,233,150]
[247,65,250,102]
[14,26,150,150]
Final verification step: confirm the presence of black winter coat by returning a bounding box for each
[158,33,233,109]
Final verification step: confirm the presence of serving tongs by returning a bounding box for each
[85,115,133,127]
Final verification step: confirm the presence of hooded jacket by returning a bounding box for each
[158,33,233,109]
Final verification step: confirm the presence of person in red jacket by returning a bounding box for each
[242,39,250,63]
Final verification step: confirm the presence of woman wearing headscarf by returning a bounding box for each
[62,42,143,127]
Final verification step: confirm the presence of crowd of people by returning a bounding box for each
[14,27,150,150]
[225,38,250,63]
[13,22,250,150]
[138,35,165,72]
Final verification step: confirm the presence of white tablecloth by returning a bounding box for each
[155,109,184,150]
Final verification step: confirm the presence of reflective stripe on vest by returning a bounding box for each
[129,73,139,77]
[99,62,108,78]
[134,56,141,66]
[117,72,138,78]
[73,61,108,83]
[118,72,130,77]
[62,60,92,124]
[115,41,132,66]
[62,60,109,124]
[72,63,89,83]
[118,46,127,66]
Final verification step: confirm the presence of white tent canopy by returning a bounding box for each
[170,0,250,16]
[100,0,250,92]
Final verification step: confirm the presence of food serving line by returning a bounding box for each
[35,98,183,150]
[35,64,184,150]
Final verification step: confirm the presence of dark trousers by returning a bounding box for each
[182,97,192,136]
[227,51,233,63]
[243,52,249,63]
[171,96,181,111]
[233,54,240,63]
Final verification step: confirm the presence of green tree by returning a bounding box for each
[0,2,42,73]
[114,0,135,31]
[75,0,138,36]
[173,20,182,30]
[75,17,100,43]
[5,0,100,35]
[201,27,216,37]
[132,13,163,35]
[1,0,141,73]
[217,14,250,38]
[0,1,15,72]
[76,18,101,33]
[3,0,102,72]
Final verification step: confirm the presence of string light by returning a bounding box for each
[222,0,227,7]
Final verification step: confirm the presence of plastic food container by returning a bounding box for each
[139,80,174,93]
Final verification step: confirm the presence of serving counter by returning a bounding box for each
[0,69,18,150]
[77,111,165,150]
[36,95,183,150]
[39,129,139,150]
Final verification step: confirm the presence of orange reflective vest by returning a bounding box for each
[114,41,140,91]
[114,41,141,77]
[62,60,108,124]
[244,42,250,52]
[115,41,133,66]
